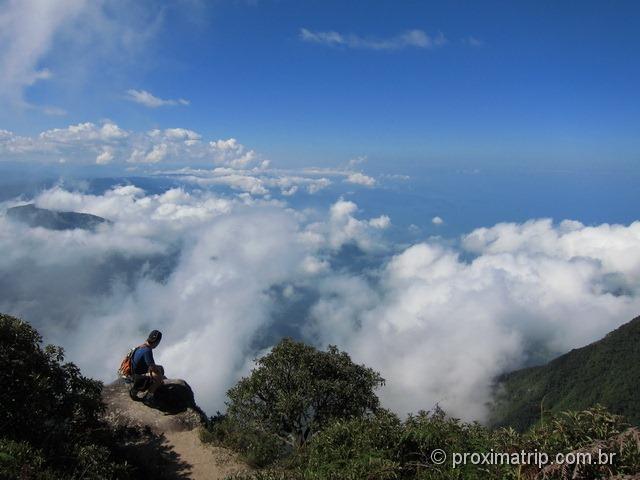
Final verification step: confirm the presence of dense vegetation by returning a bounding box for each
[4,312,640,479]
[202,338,384,466]
[0,313,133,479]
[491,315,640,431]
[204,336,640,479]
[225,406,640,480]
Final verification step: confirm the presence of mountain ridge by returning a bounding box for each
[6,203,110,230]
[490,314,640,431]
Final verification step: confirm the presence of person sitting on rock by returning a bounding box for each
[130,329,165,407]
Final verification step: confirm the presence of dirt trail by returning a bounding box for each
[103,380,251,480]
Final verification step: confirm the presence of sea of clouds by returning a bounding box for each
[2,0,639,424]
[2,180,639,421]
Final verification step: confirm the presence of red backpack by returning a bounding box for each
[117,345,144,378]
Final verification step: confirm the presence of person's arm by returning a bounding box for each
[144,348,164,376]
[143,348,160,373]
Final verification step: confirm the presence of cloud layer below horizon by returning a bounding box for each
[1,184,639,420]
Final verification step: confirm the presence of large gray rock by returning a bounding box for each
[103,378,206,434]
[154,378,198,414]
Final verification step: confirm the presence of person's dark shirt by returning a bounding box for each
[132,345,155,375]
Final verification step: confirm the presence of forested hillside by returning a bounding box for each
[491,315,640,431]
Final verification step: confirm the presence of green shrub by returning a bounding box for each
[301,409,403,480]
[226,471,302,480]
[495,405,640,479]
[0,438,58,480]
[397,408,503,479]
[226,338,384,449]
[201,414,288,468]
[0,313,131,479]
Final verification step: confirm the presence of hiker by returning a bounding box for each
[130,329,165,406]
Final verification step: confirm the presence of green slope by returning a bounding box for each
[490,315,640,431]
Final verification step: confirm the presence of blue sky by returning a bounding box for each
[2,0,639,170]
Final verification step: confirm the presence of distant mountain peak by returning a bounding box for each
[6,203,110,231]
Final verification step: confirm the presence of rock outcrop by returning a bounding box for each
[103,378,206,433]
[102,378,250,479]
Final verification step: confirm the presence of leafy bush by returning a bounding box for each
[208,336,640,480]
[0,313,131,479]
[298,408,505,480]
[398,408,503,479]
[224,338,384,449]
[0,438,58,480]
[301,409,403,480]
[201,413,288,468]
[230,404,640,480]
[495,405,640,479]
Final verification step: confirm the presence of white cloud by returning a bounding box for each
[0,188,386,412]
[307,178,331,194]
[96,147,114,165]
[432,216,444,225]
[346,172,376,187]
[0,0,83,106]
[308,219,640,420]
[142,143,169,163]
[181,172,269,196]
[0,123,262,169]
[0,1,164,110]
[369,215,391,229]
[1,186,640,423]
[125,89,190,108]
[305,199,390,251]
[347,155,367,168]
[300,28,447,51]
[209,138,257,168]
[163,128,201,143]
[158,166,337,197]
[40,122,129,143]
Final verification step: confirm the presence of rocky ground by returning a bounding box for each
[102,379,251,480]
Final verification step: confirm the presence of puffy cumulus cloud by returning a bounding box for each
[0,122,261,168]
[369,215,391,230]
[163,128,201,144]
[96,148,114,165]
[346,172,376,187]
[40,122,129,143]
[432,216,444,225]
[76,208,310,410]
[0,129,37,154]
[208,138,258,168]
[0,126,384,197]
[125,89,190,108]
[0,186,386,413]
[300,28,447,51]
[2,185,640,421]
[307,219,640,421]
[302,199,390,252]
